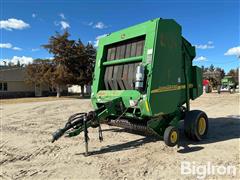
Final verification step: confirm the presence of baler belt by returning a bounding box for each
[104,62,140,90]
[119,45,126,59]
[151,84,194,93]
[128,63,134,89]
[136,40,144,56]
[104,67,109,90]
[125,44,131,58]
[110,47,116,60]
[122,64,130,89]
[117,65,125,90]
[115,46,121,60]
[108,66,114,90]
[113,65,119,89]
[106,36,145,61]
[130,42,137,57]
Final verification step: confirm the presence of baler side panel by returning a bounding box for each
[182,38,201,100]
[149,20,184,115]
[190,66,203,99]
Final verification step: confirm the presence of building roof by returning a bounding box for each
[0,68,26,82]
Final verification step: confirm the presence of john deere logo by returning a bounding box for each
[121,34,126,39]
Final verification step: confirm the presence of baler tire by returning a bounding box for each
[184,110,208,141]
[163,126,179,147]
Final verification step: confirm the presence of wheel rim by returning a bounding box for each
[170,131,178,144]
[198,117,206,135]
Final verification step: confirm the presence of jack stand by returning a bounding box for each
[98,124,103,142]
[83,115,89,156]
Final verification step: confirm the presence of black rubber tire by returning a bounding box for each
[163,126,179,147]
[184,110,208,141]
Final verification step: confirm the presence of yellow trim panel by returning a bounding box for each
[151,84,193,94]
[145,100,150,112]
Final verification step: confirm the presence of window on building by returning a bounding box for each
[0,83,2,91]
[3,82,8,91]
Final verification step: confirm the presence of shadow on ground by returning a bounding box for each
[78,115,240,155]
[177,115,240,153]
[86,136,158,156]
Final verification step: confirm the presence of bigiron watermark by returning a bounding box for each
[181,161,237,179]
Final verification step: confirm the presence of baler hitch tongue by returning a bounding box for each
[51,97,125,155]
[51,107,107,155]
[52,113,87,143]
[51,128,65,143]
[51,111,100,155]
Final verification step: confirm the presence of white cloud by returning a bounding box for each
[88,22,93,26]
[0,43,12,48]
[94,34,108,47]
[48,57,54,60]
[59,13,66,19]
[224,46,240,58]
[195,41,214,49]
[0,43,22,51]
[59,21,70,29]
[60,21,70,29]
[194,56,207,61]
[0,56,33,65]
[12,47,22,51]
[32,48,40,52]
[0,18,30,31]
[32,13,36,18]
[94,22,108,29]
[85,21,109,29]
[55,20,70,30]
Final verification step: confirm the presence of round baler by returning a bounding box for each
[52,18,208,155]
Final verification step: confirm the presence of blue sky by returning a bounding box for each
[0,0,239,72]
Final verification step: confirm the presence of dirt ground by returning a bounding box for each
[1,93,239,180]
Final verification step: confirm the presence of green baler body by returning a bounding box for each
[91,18,202,119]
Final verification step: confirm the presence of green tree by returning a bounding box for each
[42,31,96,97]
[215,67,225,79]
[17,60,21,67]
[25,59,53,89]
[209,64,215,72]
[69,39,87,96]
[66,40,96,97]
[85,42,96,83]
[43,31,75,97]
[227,68,239,83]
